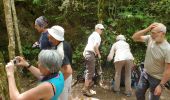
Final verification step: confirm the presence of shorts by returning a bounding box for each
[84,51,95,80]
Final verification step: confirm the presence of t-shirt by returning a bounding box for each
[39,31,52,50]
[108,40,134,62]
[83,31,101,56]
[52,41,72,66]
[62,41,72,66]
[144,35,170,79]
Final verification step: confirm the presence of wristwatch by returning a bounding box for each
[159,84,165,89]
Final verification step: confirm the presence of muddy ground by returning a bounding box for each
[71,82,170,100]
[19,69,170,100]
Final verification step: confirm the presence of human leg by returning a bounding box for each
[147,74,160,100]
[136,72,149,100]
[114,61,125,92]
[82,52,95,96]
[124,60,133,96]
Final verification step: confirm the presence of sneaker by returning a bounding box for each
[89,89,96,95]
[82,89,94,97]
[124,92,132,97]
[115,91,120,95]
[81,87,95,97]
[113,90,120,95]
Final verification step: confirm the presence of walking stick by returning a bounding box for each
[97,59,110,89]
[97,59,104,87]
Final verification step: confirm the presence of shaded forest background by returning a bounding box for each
[0,0,170,75]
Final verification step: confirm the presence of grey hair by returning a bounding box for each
[158,23,166,33]
[38,50,62,73]
[116,35,126,41]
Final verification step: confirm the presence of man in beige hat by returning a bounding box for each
[48,25,73,100]
[82,24,104,96]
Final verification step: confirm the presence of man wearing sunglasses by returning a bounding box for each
[82,24,104,96]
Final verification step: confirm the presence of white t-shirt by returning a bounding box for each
[83,32,101,56]
[108,40,134,62]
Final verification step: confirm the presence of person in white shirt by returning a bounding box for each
[82,24,104,96]
[107,35,134,96]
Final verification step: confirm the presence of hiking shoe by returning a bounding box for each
[82,89,94,97]
[112,90,120,95]
[115,91,120,95]
[124,92,132,97]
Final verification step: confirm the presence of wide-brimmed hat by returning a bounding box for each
[48,25,64,41]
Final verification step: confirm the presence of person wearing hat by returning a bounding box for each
[107,34,134,96]
[6,50,64,100]
[82,24,104,96]
[132,23,170,100]
[48,25,73,100]
[33,16,52,49]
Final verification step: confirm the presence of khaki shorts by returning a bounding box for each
[84,51,95,80]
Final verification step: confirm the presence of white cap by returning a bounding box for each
[48,25,64,41]
[116,35,126,41]
[95,24,104,30]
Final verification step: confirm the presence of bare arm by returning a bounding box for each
[107,44,115,61]
[94,43,101,59]
[16,56,43,80]
[132,23,158,42]
[6,62,52,100]
[27,65,44,80]
[7,74,20,100]
[160,63,170,85]
[8,75,52,100]
[154,63,170,96]
[132,28,150,42]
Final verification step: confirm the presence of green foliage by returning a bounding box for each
[1,0,170,73]
[32,0,42,5]
[22,43,40,61]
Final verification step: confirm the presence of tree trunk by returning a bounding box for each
[3,0,15,60]
[3,0,21,99]
[0,52,9,100]
[97,0,105,23]
[11,0,23,56]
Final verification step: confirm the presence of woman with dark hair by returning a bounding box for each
[5,50,64,100]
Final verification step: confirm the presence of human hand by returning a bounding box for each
[15,56,29,67]
[154,85,163,96]
[32,41,39,48]
[98,54,101,59]
[107,56,112,61]
[6,61,15,76]
[131,64,136,71]
[147,22,159,31]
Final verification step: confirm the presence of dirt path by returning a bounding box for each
[71,83,170,100]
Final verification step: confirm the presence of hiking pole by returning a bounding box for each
[97,59,104,87]
[97,59,110,89]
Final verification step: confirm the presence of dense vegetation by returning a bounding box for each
[0,0,170,70]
